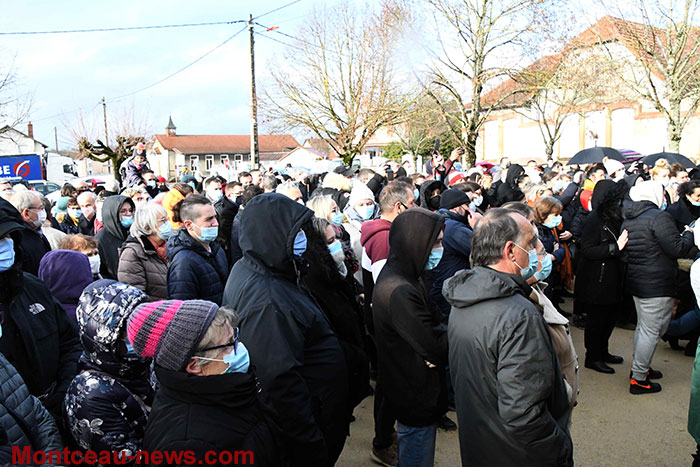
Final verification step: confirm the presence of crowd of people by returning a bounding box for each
[3,142,700,466]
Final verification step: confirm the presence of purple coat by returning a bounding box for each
[39,250,94,328]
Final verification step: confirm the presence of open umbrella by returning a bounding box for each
[643,151,695,168]
[566,146,624,165]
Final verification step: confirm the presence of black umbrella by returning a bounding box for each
[643,151,696,168]
[566,146,624,165]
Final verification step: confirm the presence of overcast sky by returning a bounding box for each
[0,0,312,149]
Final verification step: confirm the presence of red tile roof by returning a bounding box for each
[153,134,300,154]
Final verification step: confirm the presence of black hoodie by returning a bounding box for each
[496,164,526,205]
[95,195,134,279]
[372,208,447,427]
[222,193,348,466]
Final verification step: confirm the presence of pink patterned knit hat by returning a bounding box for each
[126,299,219,371]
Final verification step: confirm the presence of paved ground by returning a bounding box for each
[336,299,698,466]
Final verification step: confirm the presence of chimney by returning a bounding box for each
[27,121,34,139]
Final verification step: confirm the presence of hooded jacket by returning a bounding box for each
[419,180,446,211]
[0,198,81,423]
[214,195,239,262]
[18,222,51,276]
[38,250,94,328]
[496,164,526,205]
[144,366,284,467]
[574,180,626,305]
[167,227,228,304]
[64,280,154,459]
[444,267,573,467]
[430,208,472,318]
[373,208,447,427]
[0,353,62,455]
[118,235,168,300]
[668,196,700,233]
[622,199,694,298]
[222,193,348,467]
[95,196,134,280]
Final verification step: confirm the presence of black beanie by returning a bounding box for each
[439,188,470,210]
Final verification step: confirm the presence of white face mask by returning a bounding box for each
[34,209,47,228]
[88,255,101,275]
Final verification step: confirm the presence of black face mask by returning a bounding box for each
[429,196,441,210]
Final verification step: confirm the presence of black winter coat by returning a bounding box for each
[145,366,283,467]
[95,196,134,280]
[18,224,51,276]
[667,197,700,232]
[214,195,239,265]
[223,194,348,467]
[373,208,447,427]
[78,214,95,236]
[167,228,228,304]
[574,210,624,305]
[496,164,525,205]
[229,211,243,266]
[64,280,154,459]
[622,200,694,298]
[444,267,573,466]
[0,353,62,453]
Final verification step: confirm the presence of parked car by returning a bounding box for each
[28,180,62,197]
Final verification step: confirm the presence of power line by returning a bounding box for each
[106,25,248,103]
[0,20,246,36]
[253,0,302,20]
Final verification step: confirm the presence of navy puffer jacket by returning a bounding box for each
[0,353,62,454]
[64,280,154,461]
[167,227,228,304]
[622,200,694,298]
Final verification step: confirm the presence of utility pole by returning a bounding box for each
[249,14,259,170]
[102,97,111,173]
[54,126,58,152]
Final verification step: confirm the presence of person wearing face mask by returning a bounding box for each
[668,179,700,233]
[444,208,573,466]
[95,196,136,280]
[167,195,228,304]
[10,191,51,275]
[372,207,447,466]
[650,158,672,203]
[419,179,446,212]
[222,193,349,467]
[76,191,97,235]
[38,250,94,330]
[301,217,370,429]
[574,180,628,374]
[126,300,283,466]
[59,234,102,279]
[203,176,224,204]
[623,180,695,394]
[118,204,170,301]
[342,182,378,277]
[142,169,160,199]
[60,198,82,234]
[64,280,154,460]
[603,157,626,183]
[0,197,82,434]
[431,189,481,319]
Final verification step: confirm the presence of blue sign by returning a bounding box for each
[0,155,43,181]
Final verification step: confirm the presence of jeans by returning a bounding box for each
[397,422,436,467]
[632,296,675,380]
[667,307,700,337]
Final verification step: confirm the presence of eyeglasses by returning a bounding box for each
[199,327,240,354]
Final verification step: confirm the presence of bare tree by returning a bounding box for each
[426,0,566,164]
[0,56,33,137]
[64,102,152,182]
[263,0,413,165]
[599,2,700,151]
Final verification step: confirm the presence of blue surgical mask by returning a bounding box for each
[514,243,538,279]
[124,340,137,357]
[690,199,700,207]
[209,190,223,202]
[293,230,307,256]
[158,222,172,240]
[358,205,374,221]
[147,180,156,188]
[424,247,444,270]
[328,239,343,256]
[554,180,565,192]
[660,201,668,211]
[534,253,553,281]
[120,216,133,228]
[194,224,218,243]
[222,342,250,374]
[544,215,562,229]
[69,208,82,219]
[473,195,483,207]
[414,188,420,200]
[330,212,344,226]
[0,237,15,272]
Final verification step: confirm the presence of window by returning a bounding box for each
[189,155,199,171]
[205,155,214,172]
[220,154,229,166]
[234,154,243,162]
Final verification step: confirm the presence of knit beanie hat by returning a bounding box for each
[447,171,466,187]
[349,182,375,206]
[56,196,71,212]
[440,188,470,210]
[629,180,665,208]
[126,299,219,371]
[603,158,624,175]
